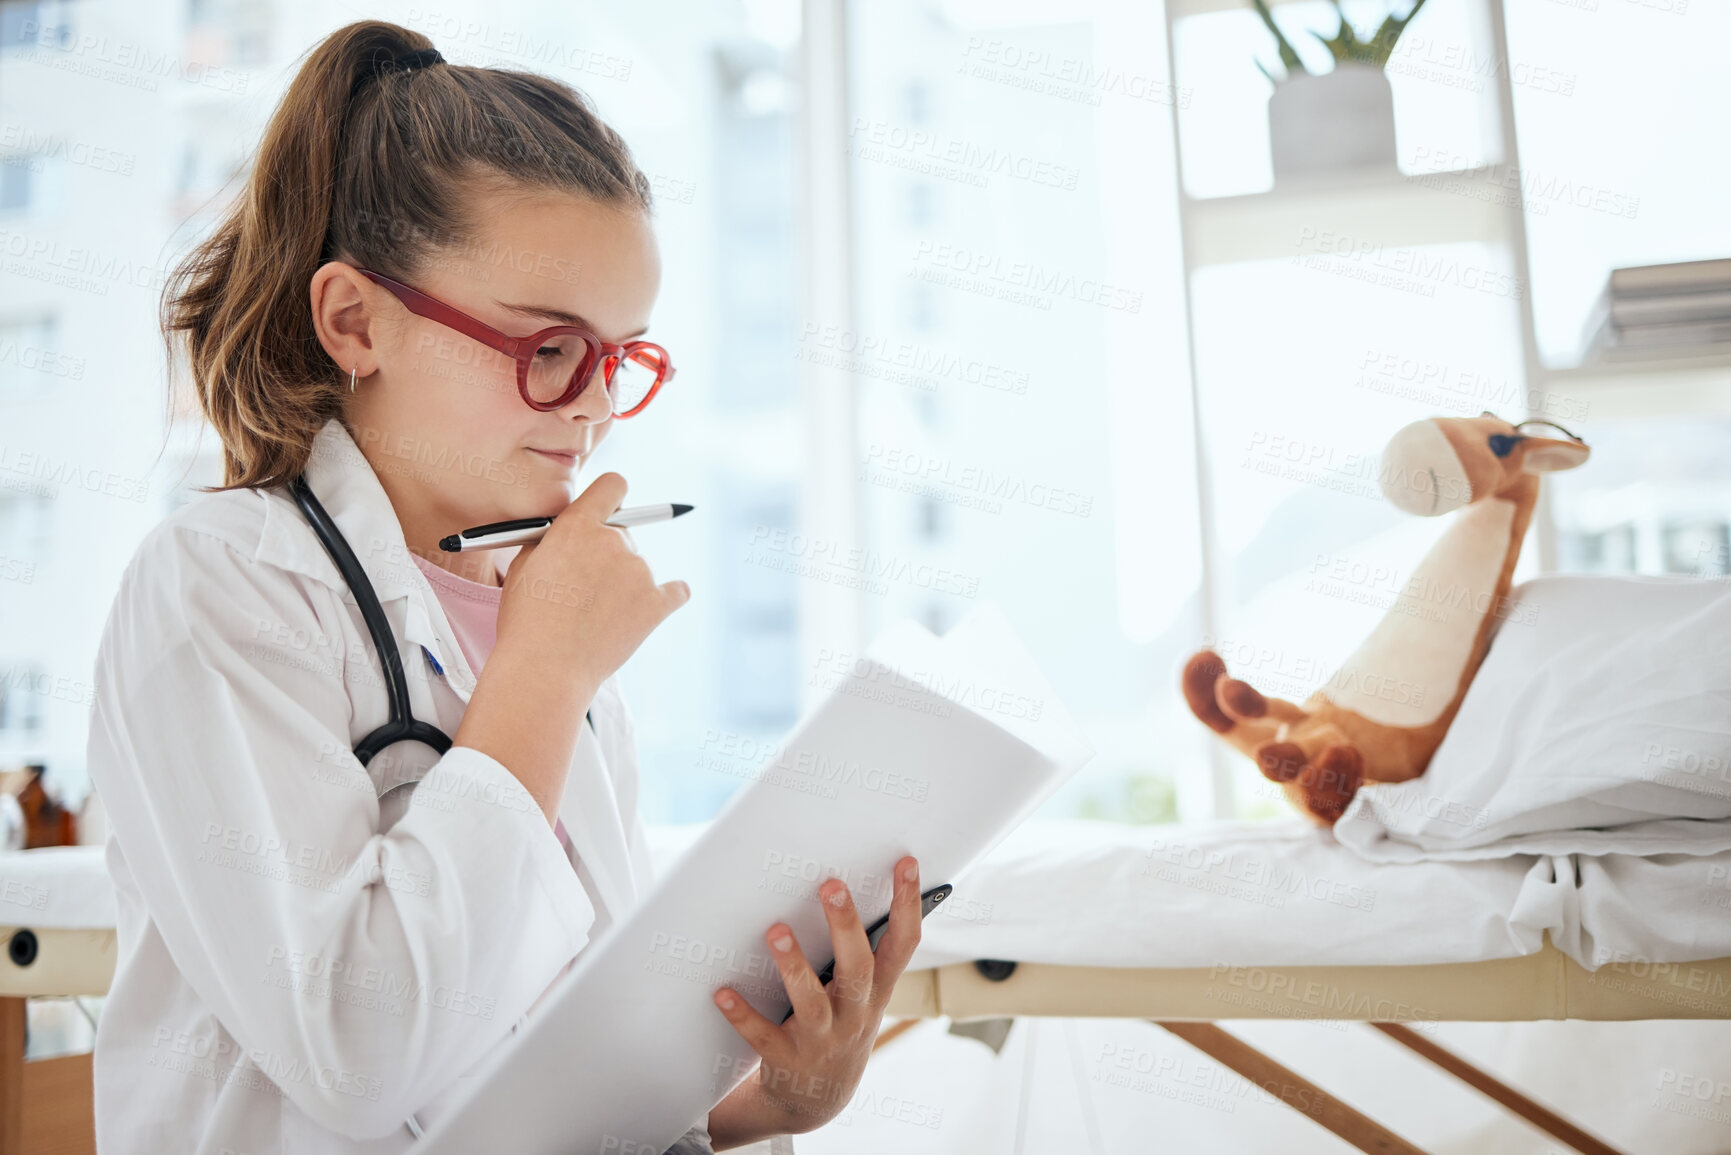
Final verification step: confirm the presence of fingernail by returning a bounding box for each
[827,888,847,908]
[902,860,918,882]
[771,933,793,952]
[716,991,736,1010]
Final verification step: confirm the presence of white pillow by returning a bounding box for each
[1333,573,1731,861]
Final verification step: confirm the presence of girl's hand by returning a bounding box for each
[495,471,689,699]
[707,856,923,1142]
[457,472,687,824]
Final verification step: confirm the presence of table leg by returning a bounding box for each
[1153,1020,1430,1155]
[1,997,24,1155]
[1369,1023,1626,1155]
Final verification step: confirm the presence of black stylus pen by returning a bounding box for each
[439,503,694,552]
[778,884,953,1024]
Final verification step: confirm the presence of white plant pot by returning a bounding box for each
[1267,63,1398,182]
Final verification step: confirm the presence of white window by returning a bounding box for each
[0,665,45,735]
[0,316,75,395]
[0,491,50,570]
[0,1,74,53]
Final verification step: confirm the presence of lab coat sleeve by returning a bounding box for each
[87,524,597,1138]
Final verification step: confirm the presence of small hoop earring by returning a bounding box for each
[349,366,357,393]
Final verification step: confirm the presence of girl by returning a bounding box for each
[87,19,921,1154]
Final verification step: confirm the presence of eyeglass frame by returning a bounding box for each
[355,268,674,417]
[1478,412,1584,458]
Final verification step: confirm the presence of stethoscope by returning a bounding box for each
[288,475,594,772]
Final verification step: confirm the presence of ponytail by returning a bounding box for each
[161,20,653,490]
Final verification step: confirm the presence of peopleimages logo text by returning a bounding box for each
[910,242,1144,313]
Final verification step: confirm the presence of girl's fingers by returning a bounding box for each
[870,856,922,999]
[817,879,874,1029]
[766,923,831,1032]
[712,986,782,1058]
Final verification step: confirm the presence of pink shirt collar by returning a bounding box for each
[409,551,503,677]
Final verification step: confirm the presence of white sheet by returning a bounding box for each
[0,844,116,929]
[1333,574,1731,862]
[891,820,1731,974]
[898,818,1552,970]
[651,819,1731,974]
[1573,851,1731,969]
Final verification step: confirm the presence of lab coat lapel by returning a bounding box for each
[559,718,638,925]
[261,418,477,694]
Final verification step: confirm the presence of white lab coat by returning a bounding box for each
[85,417,667,1153]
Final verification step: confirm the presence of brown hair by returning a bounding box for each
[162,20,654,490]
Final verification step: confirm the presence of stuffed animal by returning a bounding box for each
[1181,413,1591,826]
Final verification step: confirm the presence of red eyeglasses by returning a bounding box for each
[357,268,674,417]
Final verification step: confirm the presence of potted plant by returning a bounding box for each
[1253,0,1428,182]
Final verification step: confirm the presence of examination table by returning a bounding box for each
[8,817,1730,1155]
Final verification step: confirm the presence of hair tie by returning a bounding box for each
[350,46,444,102]
[386,47,444,74]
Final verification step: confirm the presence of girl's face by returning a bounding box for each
[336,183,663,535]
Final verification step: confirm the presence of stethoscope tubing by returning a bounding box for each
[291,475,455,764]
[289,474,595,769]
